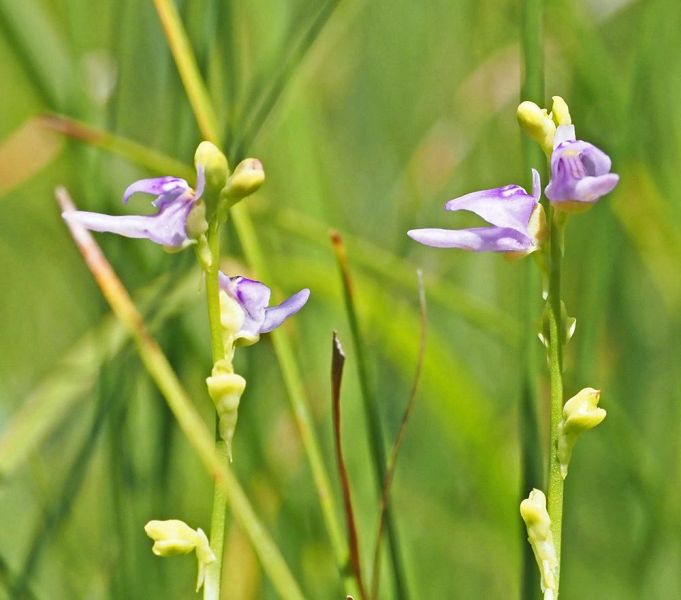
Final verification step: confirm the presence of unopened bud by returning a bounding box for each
[206,360,247,459]
[520,489,558,598]
[144,519,215,591]
[517,101,556,155]
[195,141,229,207]
[550,96,571,126]
[558,387,606,478]
[222,158,265,203]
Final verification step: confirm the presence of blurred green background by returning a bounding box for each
[1,0,680,598]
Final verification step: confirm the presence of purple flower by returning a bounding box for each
[61,168,206,248]
[219,273,310,343]
[407,169,545,254]
[545,125,619,211]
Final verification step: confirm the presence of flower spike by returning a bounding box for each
[408,169,546,256]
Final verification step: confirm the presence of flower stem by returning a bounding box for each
[203,212,229,600]
[205,216,226,363]
[519,0,545,597]
[546,209,566,594]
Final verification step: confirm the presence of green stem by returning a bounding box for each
[205,217,225,363]
[203,442,229,600]
[519,0,544,598]
[153,0,219,143]
[546,209,566,594]
[203,213,228,600]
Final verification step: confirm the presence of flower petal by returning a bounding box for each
[63,199,193,247]
[122,177,189,203]
[261,289,311,333]
[572,174,620,203]
[219,275,271,335]
[580,145,612,176]
[444,182,537,234]
[553,124,576,147]
[407,227,533,252]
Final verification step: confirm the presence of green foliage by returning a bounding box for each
[1,0,681,598]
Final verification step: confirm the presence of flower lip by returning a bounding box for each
[408,169,542,254]
[218,272,310,339]
[62,165,206,248]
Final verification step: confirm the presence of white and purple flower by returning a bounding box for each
[62,168,206,248]
[545,125,619,212]
[408,169,545,255]
[218,273,310,344]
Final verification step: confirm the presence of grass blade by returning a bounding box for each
[330,230,409,599]
[370,270,426,599]
[152,0,219,143]
[331,332,367,600]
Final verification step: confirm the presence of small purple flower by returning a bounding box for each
[545,125,619,211]
[408,169,545,254]
[61,168,206,248]
[219,273,310,343]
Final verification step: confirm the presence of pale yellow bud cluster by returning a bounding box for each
[144,519,215,591]
[557,387,606,478]
[222,158,266,204]
[517,96,572,155]
[206,359,247,459]
[520,489,558,600]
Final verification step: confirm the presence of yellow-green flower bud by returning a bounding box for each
[206,360,247,459]
[195,141,229,208]
[145,519,198,556]
[558,387,606,478]
[517,101,557,155]
[221,158,265,203]
[520,489,558,599]
[550,96,572,127]
[144,519,215,591]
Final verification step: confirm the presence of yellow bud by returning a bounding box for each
[144,520,215,591]
[550,96,572,126]
[144,519,199,556]
[206,362,246,459]
[558,387,606,478]
[195,141,229,208]
[517,101,556,155]
[520,489,558,597]
[222,158,265,203]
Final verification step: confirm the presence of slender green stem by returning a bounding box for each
[203,213,229,600]
[205,217,225,363]
[519,0,544,598]
[153,0,219,143]
[58,188,305,600]
[204,442,229,600]
[546,209,566,593]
